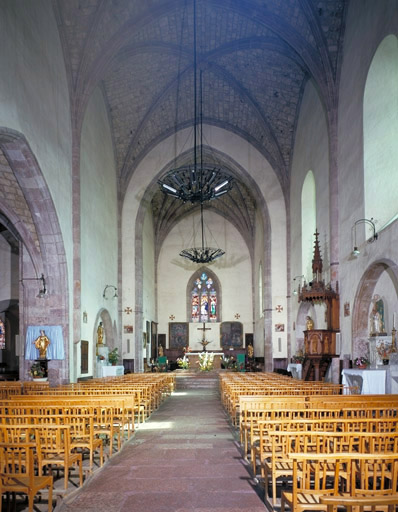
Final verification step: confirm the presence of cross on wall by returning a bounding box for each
[197,322,211,341]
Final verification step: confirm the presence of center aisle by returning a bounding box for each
[56,385,267,512]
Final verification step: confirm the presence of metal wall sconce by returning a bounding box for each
[292,275,305,295]
[103,285,118,299]
[21,273,48,299]
[352,218,378,257]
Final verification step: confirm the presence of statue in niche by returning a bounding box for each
[34,330,50,359]
[370,296,386,336]
[306,316,314,330]
[97,322,104,345]
[247,343,254,359]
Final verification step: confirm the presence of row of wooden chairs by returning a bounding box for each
[219,373,398,510]
[0,373,175,510]
[282,452,398,512]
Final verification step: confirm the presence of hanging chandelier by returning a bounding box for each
[157,0,233,205]
[179,202,225,263]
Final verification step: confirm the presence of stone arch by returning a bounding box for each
[125,125,284,372]
[0,128,69,384]
[352,259,398,359]
[185,266,222,323]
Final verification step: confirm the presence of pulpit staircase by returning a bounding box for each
[302,356,332,382]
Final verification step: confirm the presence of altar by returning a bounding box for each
[97,364,124,377]
[341,368,389,394]
[186,352,224,370]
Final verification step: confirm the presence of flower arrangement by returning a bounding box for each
[376,342,391,361]
[354,356,369,368]
[222,354,236,370]
[197,352,214,371]
[292,350,306,364]
[176,355,190,369]
[30,361,45,378]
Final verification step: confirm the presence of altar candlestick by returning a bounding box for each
[394,313,396,330]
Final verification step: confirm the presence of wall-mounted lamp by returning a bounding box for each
[352,218,378,257]
[103,285,118,299]
[21,273,48,299]
[292,275,305,295]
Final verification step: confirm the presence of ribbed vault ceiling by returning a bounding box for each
[54,0,347,250]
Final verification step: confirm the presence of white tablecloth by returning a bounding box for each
[341,368,387,394]
[97,365,124,377]
[287,363,302,379]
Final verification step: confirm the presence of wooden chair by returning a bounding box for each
[35,425,83,490]
[280,453,343,512]
[320,453,398,512]
[0,443,53,512]
[68,414,104,472]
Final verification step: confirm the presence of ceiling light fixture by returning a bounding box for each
[157,0,233,205]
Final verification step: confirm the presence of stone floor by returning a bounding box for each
[4,376,270,511]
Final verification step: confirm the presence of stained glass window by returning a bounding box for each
[191,272,218,322]
[0,319,5,349]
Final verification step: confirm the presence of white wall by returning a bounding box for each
[80,87,118,378]
[290,79,329,353]
[142,206,156,358]
[253,209,265,357]
[0,0,72,292]
[338,0,398,357]
[157,210,252,343]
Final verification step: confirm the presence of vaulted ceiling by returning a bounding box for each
[53,0,347,250]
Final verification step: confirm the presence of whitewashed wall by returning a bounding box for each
[80,87,118,378]
[290,79,329,354]
[0,0,72,339]
[157,210,252,346]
[338,0,398,357]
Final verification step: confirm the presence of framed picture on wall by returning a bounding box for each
[220,322,243,348]
[169,322,189,349]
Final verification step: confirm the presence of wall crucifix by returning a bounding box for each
[197,322,212,351]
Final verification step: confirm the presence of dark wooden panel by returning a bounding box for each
[80,340,88,374]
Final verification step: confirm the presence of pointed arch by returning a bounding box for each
[186,267,222,323]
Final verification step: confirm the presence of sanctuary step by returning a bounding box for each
[175,370,220,389]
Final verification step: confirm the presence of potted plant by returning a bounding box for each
[108,348,120,366]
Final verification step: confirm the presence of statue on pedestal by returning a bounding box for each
[34,329,50,359]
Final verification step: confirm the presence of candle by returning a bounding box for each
[394,313,396,330]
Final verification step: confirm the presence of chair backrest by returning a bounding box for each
[0,442,36,487]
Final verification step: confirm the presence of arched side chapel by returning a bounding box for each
[0,0,397,385]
